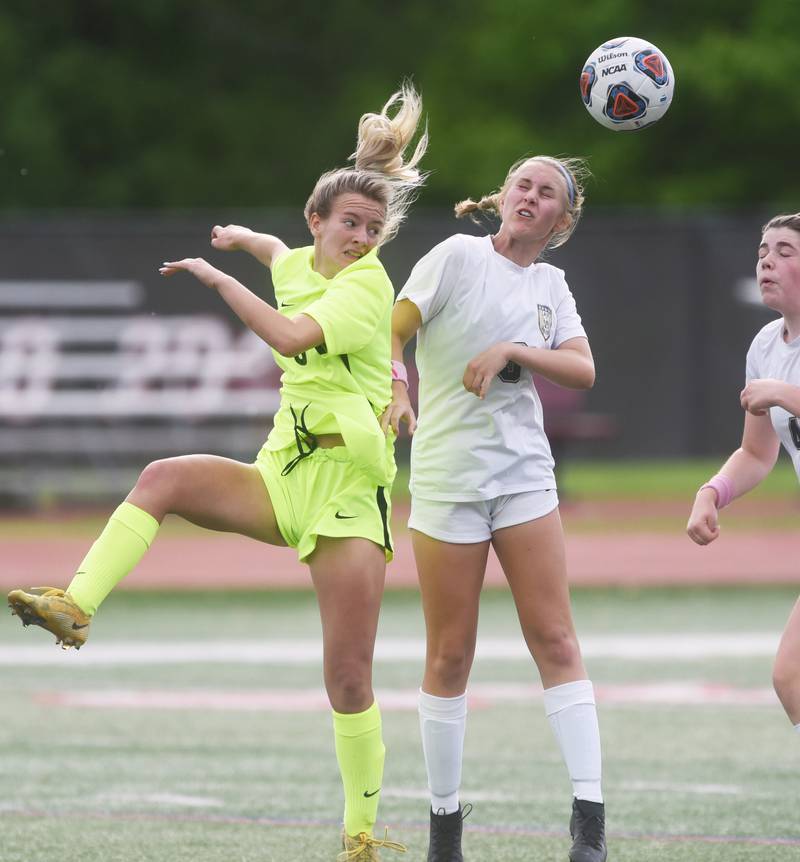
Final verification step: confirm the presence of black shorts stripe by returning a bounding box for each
[376,486,392,553]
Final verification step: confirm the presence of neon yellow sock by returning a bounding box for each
[67,502,160,616]
[332,700,385,837]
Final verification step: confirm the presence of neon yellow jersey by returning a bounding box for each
[259,245,395,485]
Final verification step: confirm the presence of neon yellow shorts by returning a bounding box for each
[254,445,394,563]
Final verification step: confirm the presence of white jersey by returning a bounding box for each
[745,317,800,480]
[397,233,587,501]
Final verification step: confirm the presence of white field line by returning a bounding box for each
[99,792,226,809]
[100,783,748,806]
[620,779,746,797]
[35,681,780,712]
[0,632,781,666]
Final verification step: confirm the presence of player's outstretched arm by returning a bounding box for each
[159,257,322,356]
[210,224,289,269]
[686,411,779,546]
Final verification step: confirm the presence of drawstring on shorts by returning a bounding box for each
[281,404,318,476]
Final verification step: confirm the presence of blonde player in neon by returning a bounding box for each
[8,84,427,862]
[382,155,606,862]
[688,212,800,734]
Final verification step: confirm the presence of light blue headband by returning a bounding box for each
[551,161,576,207]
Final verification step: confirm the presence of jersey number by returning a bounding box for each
[293,343,328,366]
[498,360,521,383]
[789,417,800,449]
[497,342,527,383]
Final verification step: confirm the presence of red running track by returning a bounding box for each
[0,500,797,590]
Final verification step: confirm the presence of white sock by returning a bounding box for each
[418,689,467,815]
[543,679,603,804]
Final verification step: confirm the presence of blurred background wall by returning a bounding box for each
[1,0,798,504]
[0,211,778,503]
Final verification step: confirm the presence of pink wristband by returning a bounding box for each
[700,474,734,509]
[391,360,408,387]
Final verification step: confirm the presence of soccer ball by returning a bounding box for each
[580,36,674,131]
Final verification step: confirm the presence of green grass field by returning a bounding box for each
[558,458,800,499]
[405,457,800,503]
[2,585,799,862]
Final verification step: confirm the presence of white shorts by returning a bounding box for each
[408,489,559,543]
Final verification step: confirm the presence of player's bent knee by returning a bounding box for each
[134,458,186,509]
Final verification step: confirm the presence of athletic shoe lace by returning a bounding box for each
[338,829,406,860]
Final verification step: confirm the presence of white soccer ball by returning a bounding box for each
[580,36,675,131]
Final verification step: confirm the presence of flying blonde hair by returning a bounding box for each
[454,155,590,250]
[304,83,428,245]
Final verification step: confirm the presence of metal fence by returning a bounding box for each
[0,210,778,503]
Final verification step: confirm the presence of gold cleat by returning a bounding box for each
[8,587,91,649]
[338,828,406,861]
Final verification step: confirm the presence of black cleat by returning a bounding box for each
[427,803,471,862]
[569,798,607,862]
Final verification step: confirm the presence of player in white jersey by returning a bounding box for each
[381,155,606,862]
[688,212,800,734]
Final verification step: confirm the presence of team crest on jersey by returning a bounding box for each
[537,304,553,340]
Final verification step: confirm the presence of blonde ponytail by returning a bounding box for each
[305,82,428,244]
[454,192,502,220]
[352,83,428,184]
